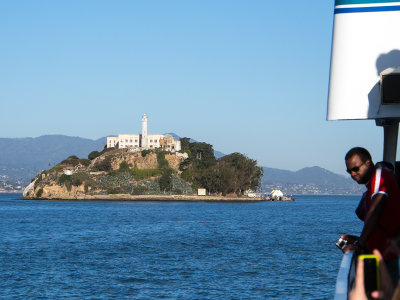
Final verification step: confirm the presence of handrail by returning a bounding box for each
[334,251,356,300]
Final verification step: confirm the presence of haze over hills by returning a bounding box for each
[0,135,362,194]
[0,135,107,182]
[262,166,363,195]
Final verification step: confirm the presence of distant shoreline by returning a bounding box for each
[20,194,294,202]
[2,191,361,197]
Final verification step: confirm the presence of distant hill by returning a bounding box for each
[0,135,107,181]
[261,166,364,195]
[0,135,363,195]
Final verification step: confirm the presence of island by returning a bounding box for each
[22,138,290,201]
[23,115,292,202]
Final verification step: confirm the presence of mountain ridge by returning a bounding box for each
[0,135,361,194]
[262,166,363,194]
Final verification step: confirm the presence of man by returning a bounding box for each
[341,147,400,286]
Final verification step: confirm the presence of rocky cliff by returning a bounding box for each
[23,148,194,199]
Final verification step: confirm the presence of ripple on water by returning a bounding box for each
[0,195,361,299]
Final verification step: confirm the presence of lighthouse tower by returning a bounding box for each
[141,114,148,148]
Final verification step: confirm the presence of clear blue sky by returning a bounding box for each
[0,0,391,175]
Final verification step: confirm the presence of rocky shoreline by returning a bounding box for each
[22,147,291,202]
[21,194,294,202]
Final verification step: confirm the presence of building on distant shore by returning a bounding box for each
[107,114,181,152]
[270,190,284,200]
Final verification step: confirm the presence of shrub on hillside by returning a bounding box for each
[159,168,173,192]
[92,155,112,172]
[84,182,92,193]
[119,161,130,172]
[131,186,149,195]
[100,146,114,154]
[49,165,64,173]
[107,187,122,194]
[131,168,162,180]
[58,174,72,185]
[72,178,82,186]
[88,151,101,160]
[141,149,151,157]
[61,155,80,166]
[79,159,91,167]
[157,151,169,169]
[36,188,43,198]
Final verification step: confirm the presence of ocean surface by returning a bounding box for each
[0,194,363,299]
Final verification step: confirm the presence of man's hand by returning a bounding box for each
[338,234,360,253]
[342,243,358,254]
[349,249,394,300]
[349,256,368,300]
[340,234,359,244]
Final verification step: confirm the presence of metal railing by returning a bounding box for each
[334,251,357,300]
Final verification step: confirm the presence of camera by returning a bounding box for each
[336,237,348,250]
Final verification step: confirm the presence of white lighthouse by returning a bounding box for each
[141,113,148,148]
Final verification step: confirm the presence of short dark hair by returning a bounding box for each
[345,147,372,163]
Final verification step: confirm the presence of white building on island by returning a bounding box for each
[107,114,181,152]
[271,190,284,200]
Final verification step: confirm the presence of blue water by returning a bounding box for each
[0,194,362,299]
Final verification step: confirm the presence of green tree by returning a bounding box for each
[197,166,221,194]
[178,139,262,196]
[218,153,263,195]
[180,137,191,153]
[189,142,216,169]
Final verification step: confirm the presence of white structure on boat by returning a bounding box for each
[107,114,181,152]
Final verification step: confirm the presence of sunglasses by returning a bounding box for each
[346,166,360,174]
[346,162,367,174]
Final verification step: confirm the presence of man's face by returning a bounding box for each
[345,154,372,184]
